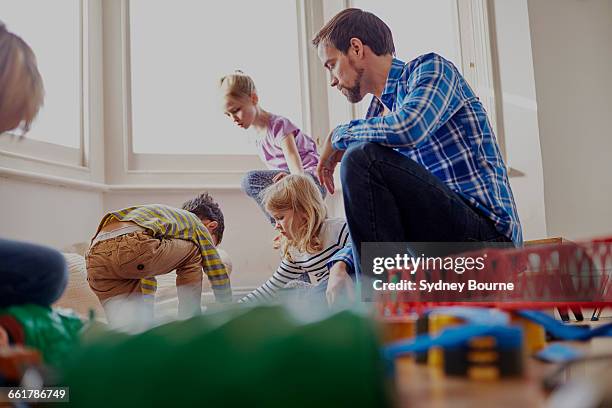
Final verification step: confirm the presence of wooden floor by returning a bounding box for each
[394,315,612,408]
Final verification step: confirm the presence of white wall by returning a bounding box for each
[527,0,612,240]
[0,178,103,250]
[491,0,548,240]
[0,176,282,294]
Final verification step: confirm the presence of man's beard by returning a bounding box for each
[344,67,364,103]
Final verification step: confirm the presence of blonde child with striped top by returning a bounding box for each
[239,175,355,305]
[85,193,231,325]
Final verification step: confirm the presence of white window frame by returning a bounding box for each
[0,1,509,191]
[0,0,103,182]
[456,0,506,160]
[102,0,313,187]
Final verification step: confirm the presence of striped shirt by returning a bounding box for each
[331,53,522,245]
[240,218,350,303]
[95,204,231,302]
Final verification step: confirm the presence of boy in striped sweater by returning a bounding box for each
[85,193,231,325]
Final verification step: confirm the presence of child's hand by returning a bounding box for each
[273,172,288,183]
[326,261,355,306]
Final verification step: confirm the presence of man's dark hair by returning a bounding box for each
[312,8,395,56]
[182,192,225,244]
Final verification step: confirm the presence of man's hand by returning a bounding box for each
[317,131,344,194]
[272,172,288,183]
[326,261,355,307]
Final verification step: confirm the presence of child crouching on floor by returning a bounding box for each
[239,175,354,305]
[85,193,231,326]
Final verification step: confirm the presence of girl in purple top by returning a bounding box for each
[220,71,325,222]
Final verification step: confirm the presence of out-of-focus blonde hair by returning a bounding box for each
[262,174,327,260]
[219,70,257,100]
[0,22,44,134]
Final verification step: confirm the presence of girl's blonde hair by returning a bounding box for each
[0,22,44,134]
[219,70,257,100]
[262,174,327,260]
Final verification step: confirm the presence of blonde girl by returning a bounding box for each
[239,175,354,305]
[220,71,326,222]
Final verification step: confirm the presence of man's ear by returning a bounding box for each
[349,37,364,58]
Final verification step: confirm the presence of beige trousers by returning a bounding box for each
[85,231,203,319]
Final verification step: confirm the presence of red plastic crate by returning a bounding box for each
[378,237,612,316]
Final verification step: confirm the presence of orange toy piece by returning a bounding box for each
[0,345,42,383]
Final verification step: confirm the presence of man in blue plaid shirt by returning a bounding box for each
[314,8,522,297]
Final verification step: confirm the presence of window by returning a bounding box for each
[0,0,83,165]
[129,0,303,155]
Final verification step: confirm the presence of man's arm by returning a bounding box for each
[326,244,356,306]
[332,55,464,150]
[327,244,355,274]
[326,261,355,306]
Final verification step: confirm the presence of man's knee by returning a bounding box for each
[340,143,387,183]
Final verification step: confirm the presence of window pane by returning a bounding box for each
[0,0,81,148]
[351,0,462,117]
[129,0,302,155]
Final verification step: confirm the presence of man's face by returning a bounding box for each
[317,43,365,103]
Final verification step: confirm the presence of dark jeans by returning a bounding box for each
[0,238,68,308]
[340,143,510,277]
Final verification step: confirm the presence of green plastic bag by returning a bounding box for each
[62,305,392,407]
[2,305,84,368]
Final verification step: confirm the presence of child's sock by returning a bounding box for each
[140,278,157,313]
